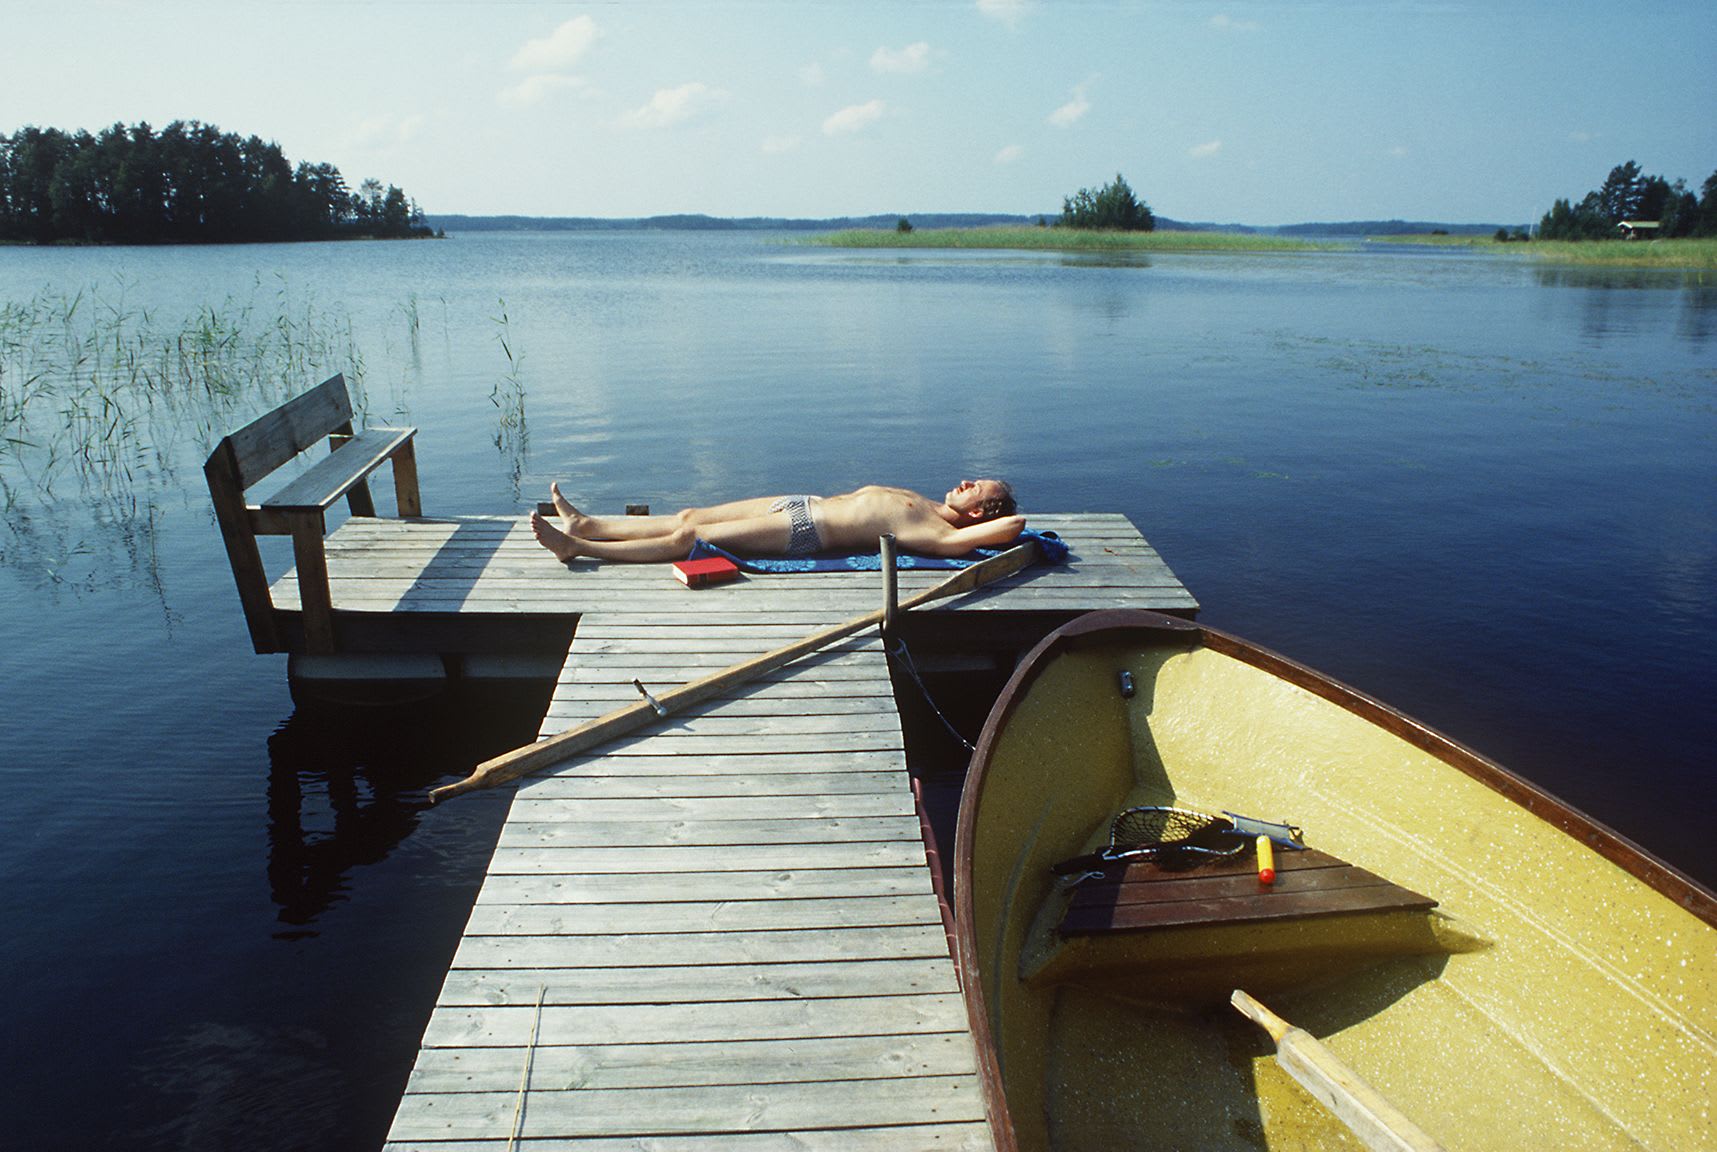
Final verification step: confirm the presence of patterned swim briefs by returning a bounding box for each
[767,495,823,557]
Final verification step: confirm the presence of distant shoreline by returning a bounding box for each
[424,212,1522,238]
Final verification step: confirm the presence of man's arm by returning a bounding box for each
[898,515,1027,558]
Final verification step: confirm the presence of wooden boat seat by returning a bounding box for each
[1021,846,1449,1005]
[1060,847,1436,937]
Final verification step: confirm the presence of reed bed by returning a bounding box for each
[0,281,364,501]
[1370,235,1717,269]
[807,226,1323,253]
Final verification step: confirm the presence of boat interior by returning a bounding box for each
[956,617,1715,1152]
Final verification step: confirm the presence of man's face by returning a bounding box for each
[946,479,1004,517]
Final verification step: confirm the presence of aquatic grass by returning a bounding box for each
[1370,234,1717,269]
[489,299,529,496]
[806,225,1325,253]
[0,279,385,602]
[0,281,367,500]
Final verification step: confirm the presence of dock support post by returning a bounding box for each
[880,533,899,636]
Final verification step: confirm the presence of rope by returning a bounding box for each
[508,985,547,1151]
[886,631,975,752]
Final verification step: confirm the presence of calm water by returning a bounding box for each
[1,232,1712,1149]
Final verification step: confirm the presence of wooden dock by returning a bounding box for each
[271,511,1194,1149]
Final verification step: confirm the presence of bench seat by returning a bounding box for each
[264,426,418,514]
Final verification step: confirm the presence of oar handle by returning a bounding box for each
[1231,989,1446,1152]
[1231,989,1291,1042]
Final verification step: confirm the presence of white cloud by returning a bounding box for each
[1389,145,1410,158]
[1048,83,1092,128]
[823,100,886,136]
[497,74,589,108]
[350,113,428,148]
[621,83,727,129]
[762,134,801,155]
[1210,14,1261,33]
[1189,139,1222,158]
[511,16,600,72]
[977,0,1029,29]
[995,144,1025,165]
[1569,129,1596,143]
[871,42,931,74]
[799,62,826,87]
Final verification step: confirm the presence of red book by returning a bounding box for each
[671,556,740,588]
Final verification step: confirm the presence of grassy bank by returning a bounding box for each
[1370,234,1717,269]
[808,226,1324,253]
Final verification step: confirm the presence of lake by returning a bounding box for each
[1,231,1712,1149]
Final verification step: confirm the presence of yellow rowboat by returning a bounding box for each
[954,610,1715,1152]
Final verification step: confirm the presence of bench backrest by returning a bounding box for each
[220,373,357,490]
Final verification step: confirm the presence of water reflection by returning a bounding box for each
[264,682,551,934]
[0,483,185,632]
[1530,265,1710,292]
[1530,264,1717,345]
[1057,251,1153,270]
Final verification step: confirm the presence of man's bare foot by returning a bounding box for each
[549,482,592,534]
[531,511,583,562]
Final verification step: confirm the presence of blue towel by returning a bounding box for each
[687,529,1069,573]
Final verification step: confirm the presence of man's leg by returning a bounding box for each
[531,509,792,563]
[549,483,788,540]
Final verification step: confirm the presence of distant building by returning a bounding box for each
[1617,220,1661,240]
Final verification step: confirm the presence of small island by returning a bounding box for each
[812,225,1322,254]
[814,174,1319,254]
[0,120,436,245]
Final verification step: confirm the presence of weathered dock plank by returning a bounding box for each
[389,1077,986,1142]
[434,956,958,1007]
[403,1030,976,1090]
[474,866,933,905]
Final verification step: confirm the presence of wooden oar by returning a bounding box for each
[1231,989,1445,1152]
[429,539,1043,803]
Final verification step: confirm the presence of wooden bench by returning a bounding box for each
[1061,847,1436,937]
[204,373,420,655]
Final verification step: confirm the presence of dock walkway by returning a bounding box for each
[275,513,1194,1149]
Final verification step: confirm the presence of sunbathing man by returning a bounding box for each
[531,479,1023,564]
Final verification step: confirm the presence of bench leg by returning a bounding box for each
[344,478,378,519]
[331,423,378,518]
[204,445,283,653]
[290,513,337,654]
[392,440,422,518]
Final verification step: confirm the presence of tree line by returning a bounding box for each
[1539,161,1717,241]
[0,120,435,244]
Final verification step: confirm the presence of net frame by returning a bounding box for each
[1052,805,1249,877]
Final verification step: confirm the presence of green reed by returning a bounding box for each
[0,279,365,499]
[487,298,529,499]
[1369,235,1717,269]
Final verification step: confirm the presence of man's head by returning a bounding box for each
[945,478,1017,523]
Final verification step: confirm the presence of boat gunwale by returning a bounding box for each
[951,607,1717,1152]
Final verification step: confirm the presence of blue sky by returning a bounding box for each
[5,1,1714,224]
